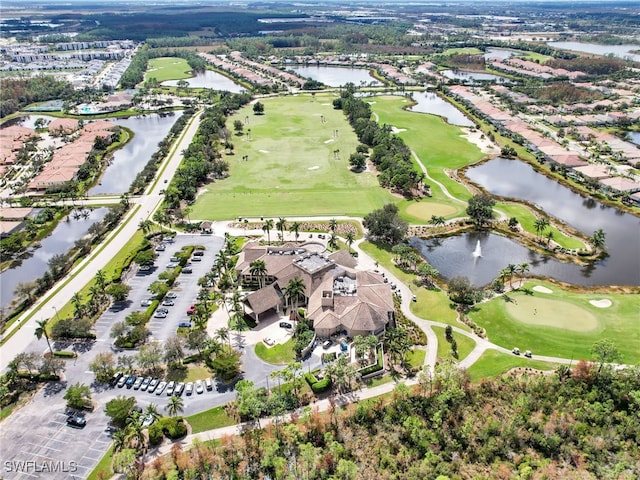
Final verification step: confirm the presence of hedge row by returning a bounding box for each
[305,372,332,394]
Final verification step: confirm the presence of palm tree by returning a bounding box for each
[165,395,184,417]
[71,292,84,319]
[262,218,274,245]
[112,429,127,453]
[35,319,53,355]
[284,277,306,314]
[276,217,287,242]
[125,421,146,453]
[138,219,152,234]
[345,231,355,251]
[289,221,301,242]
[534,217,549,240]
[215,327,231,348]
[329,218,338,232]
[249,259,267,288]
[506,263,518,289]
[328,233,338,250]
[590,228,606,251]
[546,230,554,247]
[95,269,107,290]
[517,263,530,284]
[144,403,161,422]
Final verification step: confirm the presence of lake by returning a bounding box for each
[408,91,475,127]
[548,41,640,62]
[289,65,383,87]
[90,113,179,194]
[414,157,640,287]
[440,69,510,84]
[484,48,516,60]
[162,70,246,92]
[0,208,108,311]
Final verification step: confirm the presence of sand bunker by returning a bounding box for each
[390,126,407,133]
[259,149,270,153]
[324,139,335,144]
[321,103,331,106]
[533,286,553,294]
[308,166,319,170]
[589,299,612,308]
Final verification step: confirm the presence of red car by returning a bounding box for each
[187,305,196,315]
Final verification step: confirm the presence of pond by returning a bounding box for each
[440,69,510,84]
[289,65,383,87]
[547,41,640,62]
[162,70,246,92]
[484,48,516,60]
[0,208,108,311]
[90,113,179,194]
[408,91,474,127]
[451,157,640,286]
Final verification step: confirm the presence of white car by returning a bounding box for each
[155,381,167,395]
[263,337,275,346]
[153,311,167,318]
[185,382,194,396]
[195,380,204,394]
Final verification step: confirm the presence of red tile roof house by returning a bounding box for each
[236,243,394,337]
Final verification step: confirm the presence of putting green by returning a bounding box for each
[504,296,598,332]
[405,201,457,220]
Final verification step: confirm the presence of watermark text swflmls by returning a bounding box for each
[4,460,78,473]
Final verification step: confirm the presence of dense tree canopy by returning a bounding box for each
[363,204,408,245]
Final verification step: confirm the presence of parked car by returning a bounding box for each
[205,378,213,391]
[125,375,137,388]
[263,337,275,346]
[166,262,179,269]
[110,371,123,386]
[169,256,179,262]
[193,250,205,256]
[140,377,152,391]
[157,307,169,314]
[67,414,86,428]
[322,340,333,349]
[186,305,196,315]
[155,244,166,252]
[116,375,128,388]
[182,267,193,274]
[412,295,417,302]
[138,265,152,272]
[162,299,175,306]
[175,382,185,396]
[185,382,194,396]
[142,414,155,428]
[133,377,144,390]
[163,237,175,243]
[155,381,167,395]
[524,350,532,358]
[141,299,153,307]
[147,378,159,393]
[166,291,178,299]
[165,381,175,396]
[279,321,292,329]
[191,256,202,262]
[178,321,192,328]
[195,380,204,394]
[153,311,167,319]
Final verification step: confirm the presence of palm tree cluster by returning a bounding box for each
[497,263,530,290]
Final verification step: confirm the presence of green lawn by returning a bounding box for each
[184,365,213,382]
[86,446,114,480]
[469,280,640,364]
[185,405,235,434]
[192,93,396,220]
[432,326,476,363]
[146,57,193,83]
[369,96,485,222]
[255,338,296,364]
[496,202,586,250]
[405,347,426,368]
[467,349,559,382]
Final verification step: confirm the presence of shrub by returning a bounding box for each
[311,376,332,394]
[304,372,318,386]
[52,351,77,358]
[159,417,187,439]
[148,423,163,446]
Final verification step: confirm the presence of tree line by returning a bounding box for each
[0,75,73,118]
[334,85,424,197]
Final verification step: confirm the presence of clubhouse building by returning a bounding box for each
[236,242,394,338]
